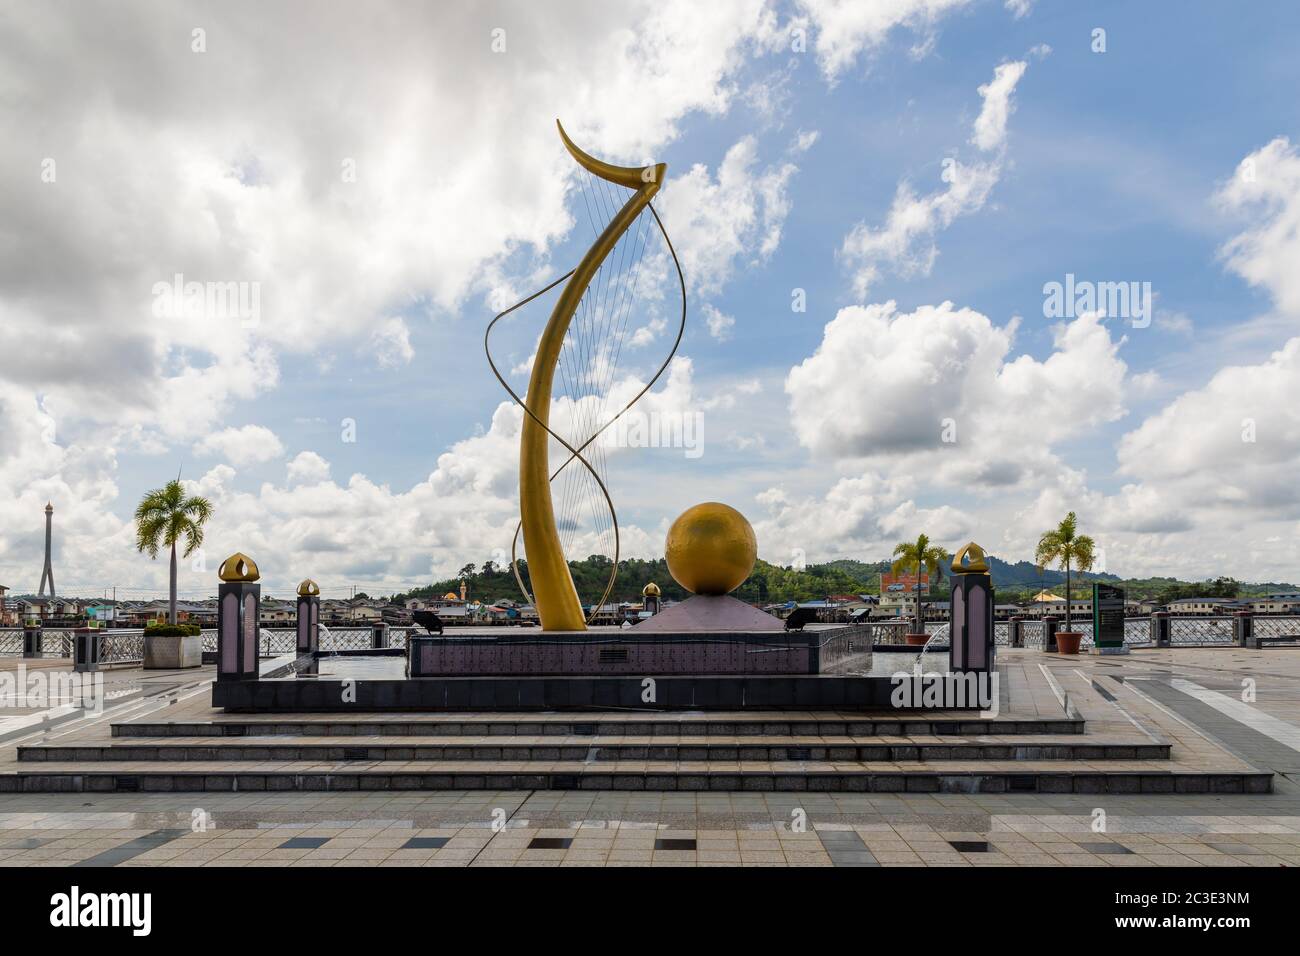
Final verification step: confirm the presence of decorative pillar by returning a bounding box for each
[22,621,42,658]
[1150,610,1171,648]
[1233,610,1254,649]
[1042,615,1059,652]
[372,621,389,649]
[74,626,100,672]
[296,579,320,655]
[642,582,662,616]
[217,552,261,682]
[949,542,994,674]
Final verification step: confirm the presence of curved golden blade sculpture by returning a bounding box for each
[485,120,685,630]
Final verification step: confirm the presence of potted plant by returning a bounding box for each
[141,623,203,669]
[134,476,213,669]
[1034,512,1096,654]
[891,534,949,645]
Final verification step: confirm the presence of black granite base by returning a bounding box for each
[211,674,993,712]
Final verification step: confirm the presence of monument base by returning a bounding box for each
[405,621,871,677]
[212,671,990,712]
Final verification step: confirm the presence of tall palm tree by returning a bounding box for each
[134,479,213,625]
[891,534,949,636]
[1034,511,1096,631]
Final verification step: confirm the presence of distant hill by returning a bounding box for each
[379,554,1294,608]
[818,556,1119,589]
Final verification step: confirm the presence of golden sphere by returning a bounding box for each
[664,502,757,595]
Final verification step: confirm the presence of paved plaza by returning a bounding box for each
[1,646,1298,867]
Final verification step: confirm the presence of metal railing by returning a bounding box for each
[1020,620,1045,646]
[1252,616,1300,640]
[99,630,146,666]
[197,625,417,656]
[1168,617,1234,645]
[0,629,24,656]
[0,628,73,657]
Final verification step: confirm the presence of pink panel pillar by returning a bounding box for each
[217,581,261,681]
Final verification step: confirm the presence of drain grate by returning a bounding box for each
[342,748,369,760]
[1080,842,1133,855]
[527,837,573,850]
[949,840,989,853]
[571,724,597,736]
[598,648,629,663]
[1008,775,1037,792]
[785,747,811,760]
[279,836,330,849]
[402,837,450,849]
[654,838,697,851]
[113,776,139,792]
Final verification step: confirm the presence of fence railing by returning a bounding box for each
[0,629,24,656]
[1251,616,1300,640]
[1168,617,1235,645]
[0,628,74,657]
[99,630,146,666]
[6,616,1299,665]
[197,626,417,656]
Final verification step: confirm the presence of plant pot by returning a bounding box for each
[143,633,203,669]
[1054,631,1083,655]
[904,633,929,646]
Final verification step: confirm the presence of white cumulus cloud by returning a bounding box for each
[193,425,286,467]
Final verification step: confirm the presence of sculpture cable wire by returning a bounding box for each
[484,122,685,629]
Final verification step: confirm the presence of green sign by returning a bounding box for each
[1092,583,1125,647]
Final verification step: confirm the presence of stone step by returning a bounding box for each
[20,737,1169,763]
[110,714,1086,739]
[0,762,1269,795]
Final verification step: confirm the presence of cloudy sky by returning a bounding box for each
[3,0,1300,599]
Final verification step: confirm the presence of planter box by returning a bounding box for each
[143,633,203,669]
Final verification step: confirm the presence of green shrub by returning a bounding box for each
[144,623,201,637]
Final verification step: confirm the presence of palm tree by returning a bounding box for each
[1034,511,1096,631]
[134,479,214,625]
[891,534,950,636]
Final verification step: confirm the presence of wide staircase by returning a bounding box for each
[4,711,1272,794]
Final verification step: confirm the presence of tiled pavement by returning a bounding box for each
[2,792,1300,866]
[0,646,1298,866]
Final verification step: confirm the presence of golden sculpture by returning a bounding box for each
[218,552,260,582]
[485,120,685,630]
[665,502,757,596]
[951,542,990,575]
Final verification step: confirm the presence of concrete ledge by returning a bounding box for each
[20,740,1171,763]
[212,674,999,712]
[0,769,1272,794]
[114,715,1088,737]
